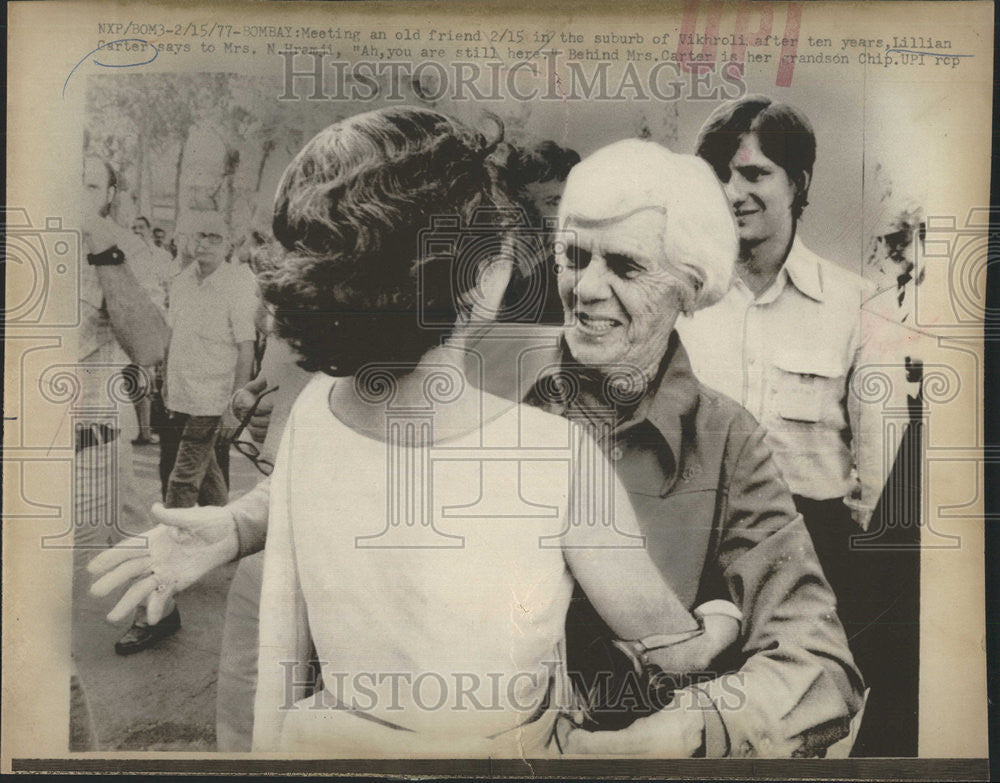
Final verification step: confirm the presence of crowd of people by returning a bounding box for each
[78,95,920,757]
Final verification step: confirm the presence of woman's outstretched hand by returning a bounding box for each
[88,503,239,624]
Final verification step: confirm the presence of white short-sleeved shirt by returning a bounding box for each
[166,261,258,416]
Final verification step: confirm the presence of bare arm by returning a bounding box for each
[559,424,718,756]
[218,344,259,444]
[232,341,256,395]
[218,274,261,441]
[95,261,168,366]
[561,424,698,641]
[561,421,861,758]
[84,216,168,366]
[229,476,272,558]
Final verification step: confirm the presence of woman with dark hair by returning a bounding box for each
[233,107,737,755]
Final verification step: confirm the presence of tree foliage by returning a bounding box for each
[85,73,318,231]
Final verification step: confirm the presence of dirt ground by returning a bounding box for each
[70,440,261,752]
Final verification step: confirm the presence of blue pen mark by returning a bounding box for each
[63,39,159,98]
[885,48,974,58]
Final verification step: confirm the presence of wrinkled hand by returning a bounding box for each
[217,409,241,444]
[558,689,705,756]
[88,503,239,624]
[231,375,273,444]
[646,601,742,675]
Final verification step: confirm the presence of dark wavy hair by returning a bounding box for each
[514,140,581,187]
[495,140,580,223]
[695,95,816,221]
[256,107,513,376]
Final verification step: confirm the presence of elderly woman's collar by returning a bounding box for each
[527,330,701,461]
[642,332,702,459]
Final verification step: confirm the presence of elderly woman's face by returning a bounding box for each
[556,207,684,380]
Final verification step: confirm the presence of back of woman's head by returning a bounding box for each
[257,107,511,376]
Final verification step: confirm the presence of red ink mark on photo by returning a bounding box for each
[775,3,803,87]
[675,0,803,87]
[728,1,775,78]
[676,0,723,73]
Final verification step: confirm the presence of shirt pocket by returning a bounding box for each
[772,350,845,424]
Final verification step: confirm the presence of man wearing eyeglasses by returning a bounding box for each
[103,209,257,657]
[160,209,259,508]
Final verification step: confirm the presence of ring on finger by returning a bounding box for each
[151,570,170,593]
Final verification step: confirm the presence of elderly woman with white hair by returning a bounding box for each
[526,138,864,757]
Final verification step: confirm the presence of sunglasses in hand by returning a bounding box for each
[230,386,279,476]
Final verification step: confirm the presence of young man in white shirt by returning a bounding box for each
[677,95,915,756]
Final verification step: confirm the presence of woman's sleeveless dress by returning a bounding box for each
[253,374,580,756]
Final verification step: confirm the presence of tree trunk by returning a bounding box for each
[140,141,154,218]
[255,139,275,194]
[173,135,186,223]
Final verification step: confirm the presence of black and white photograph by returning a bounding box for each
[2,0,993,775]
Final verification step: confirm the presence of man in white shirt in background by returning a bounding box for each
[132,216,174,275]
[677,95,914,756]
[111,209,256,656]
[161,209,257,510]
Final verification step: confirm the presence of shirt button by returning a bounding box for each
[611,446,624,461]
[681,465,701,481]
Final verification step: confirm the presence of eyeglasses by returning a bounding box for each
[193,232,225,247]
[230,386,279,475]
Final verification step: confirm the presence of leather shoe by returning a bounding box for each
[131,434,159,446]
[114,607,181,655]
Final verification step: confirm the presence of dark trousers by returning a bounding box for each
[795,426,921,758]
[158,411,231,507]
